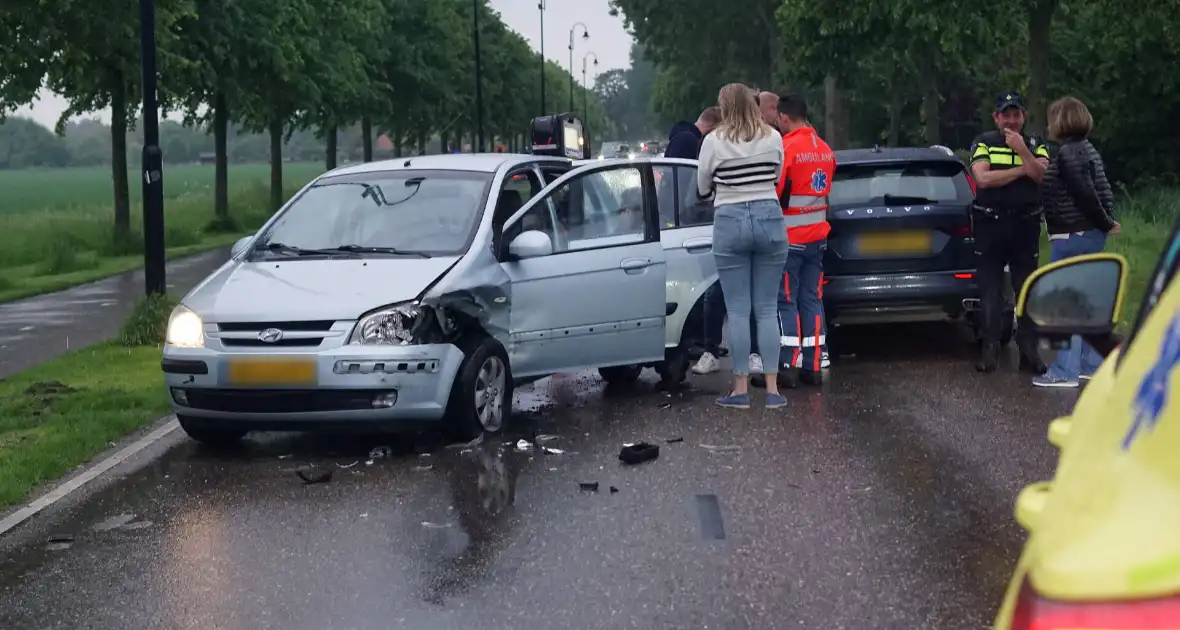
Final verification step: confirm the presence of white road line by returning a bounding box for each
[0,418,179,537]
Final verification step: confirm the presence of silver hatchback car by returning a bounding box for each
[162,154,718,445]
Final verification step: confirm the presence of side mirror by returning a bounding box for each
[507,230,553,259]
[1016,253,1128,341]
[230,236,253,259]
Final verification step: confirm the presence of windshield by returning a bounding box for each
[253,169,492,258]
[829,162,972,207]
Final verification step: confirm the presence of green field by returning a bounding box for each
[0,162,325,215]
[0,162,325,302]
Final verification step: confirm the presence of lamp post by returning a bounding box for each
[581,52,598,115]
[138,0,165,295]
[538,0,546,115]
[568,22,589,113]
[472,0,485,152]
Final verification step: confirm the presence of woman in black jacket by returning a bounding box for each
[1033,96,1119,388]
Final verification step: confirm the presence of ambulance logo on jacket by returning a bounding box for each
[810,169,828,193]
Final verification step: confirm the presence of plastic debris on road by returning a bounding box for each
[369,446,393,460]
[337,461,359,469]
[421,521,452,529]
[296,466,332,485]
[619,442,660,465]
[515,439,533,452]
[665,436,684,444]
[700,444,741,453]
[578,482,599,492]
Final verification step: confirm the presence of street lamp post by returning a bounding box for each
[472,0,485,152]
[138,0,165,296]
[538,0,546,115]
[568,22,588,113]
[581,52,599,116]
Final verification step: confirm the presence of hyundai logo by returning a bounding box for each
[257,328,284,343]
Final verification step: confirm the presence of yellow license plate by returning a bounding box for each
[226,358,317,386]
[856,230,932,256]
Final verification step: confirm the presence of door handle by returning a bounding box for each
[683,237,712,253]
[620,257,653,272]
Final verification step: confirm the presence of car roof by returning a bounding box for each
[836,146,962,166]
[321,153,571,177]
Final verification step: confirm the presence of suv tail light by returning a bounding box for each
[1011,579,1180,629]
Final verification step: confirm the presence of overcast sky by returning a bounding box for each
[13,0,632,128]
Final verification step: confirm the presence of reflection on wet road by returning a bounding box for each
[0,323,1079,629]
[0,249,230,379]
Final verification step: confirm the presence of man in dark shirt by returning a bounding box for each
[665,107,721,159]
[969,90,1051,374]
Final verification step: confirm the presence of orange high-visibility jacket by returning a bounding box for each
[775,126,836,244]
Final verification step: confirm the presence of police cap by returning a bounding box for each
[995,90,1025,113]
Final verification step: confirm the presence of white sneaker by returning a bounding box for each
[692,352,720,374]
[749,353,764,374]
[821,351,831,369]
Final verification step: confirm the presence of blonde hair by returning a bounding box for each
[715,83,774,143]
[1047,96,1094,141]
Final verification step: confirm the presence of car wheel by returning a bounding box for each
[177,415,247,447]
[448,335,514,439]
[598,365,642,386]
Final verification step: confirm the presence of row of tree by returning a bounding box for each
[608,0,1180,187]
[0,0,622,241]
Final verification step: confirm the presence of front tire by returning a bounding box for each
[447,335,513,439]
[657,349,690,388]
[177,415,247,447]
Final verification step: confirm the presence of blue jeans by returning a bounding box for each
[1045,230,1107,379]
[702,282,757,355]
[778,240,827,371]
[712,200,789,375]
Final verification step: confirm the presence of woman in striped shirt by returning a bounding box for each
[697,84,788,410]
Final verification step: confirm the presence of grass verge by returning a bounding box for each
[0,343,171,508]
[0,164,322,305]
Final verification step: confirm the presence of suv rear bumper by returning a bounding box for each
[824,270,981,324]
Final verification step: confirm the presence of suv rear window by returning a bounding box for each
[829,161,972,207]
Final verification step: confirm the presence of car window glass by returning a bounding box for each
[654,165,676,227]
[255,170,490,256]
[1119,221,1180,365]
[506,167,645,254]
[494,169,542,227]
[829,162,970,206]
[540,165,571,185]
[676,165,713,227]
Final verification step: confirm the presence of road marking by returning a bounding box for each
[0,418,179,537]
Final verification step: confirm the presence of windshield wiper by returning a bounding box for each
[330,245,431,258]
[883,194,935,205]
[257,242,360,257]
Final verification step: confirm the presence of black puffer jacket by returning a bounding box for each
[1041,137,1116,234]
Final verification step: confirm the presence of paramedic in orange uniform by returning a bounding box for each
[774,94,836,387]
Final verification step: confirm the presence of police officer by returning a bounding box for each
[968,91,1050,374]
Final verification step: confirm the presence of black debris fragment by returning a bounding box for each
[609,486,619,493]
[665,436,684,444]
[47,534,74,544]
[578,482,600,492]
[296,466,332,485]
[619,442,660,465]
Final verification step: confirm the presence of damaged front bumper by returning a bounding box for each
[161,340,466,424]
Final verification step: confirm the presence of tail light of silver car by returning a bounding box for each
[1010,578,1180,629]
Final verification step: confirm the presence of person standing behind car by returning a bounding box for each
[1033,96,1119,388]
[774,94,835,387]
[665,107,721,160]
[969,90,1051,374]
[697,83,789,410]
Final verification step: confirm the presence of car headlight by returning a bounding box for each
[166,305,204,348]
[349,303,421,345]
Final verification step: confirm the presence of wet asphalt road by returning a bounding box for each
[0,324,1079,630]
[0,248,230,379]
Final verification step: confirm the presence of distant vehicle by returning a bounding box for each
[823,146,1014,345]
[599,142,635,159]
[993,223,1180,627]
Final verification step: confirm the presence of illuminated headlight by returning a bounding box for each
[349,304,421,345]
[166,305,204,348]
[627,152,636,159]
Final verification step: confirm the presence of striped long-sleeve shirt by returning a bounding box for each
[696,127,784,206]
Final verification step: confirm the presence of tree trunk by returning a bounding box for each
[823,74,849,149]
[394,128,404,157]
[361,115,373,162]
[213,91,229,220]
[1026,0,1057,136]
[921,73,941,145]
[887,86,902,146]
[109,72,131,243]
[417,131,426,155]
[324,120,338,170]
[268,115,283,212]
